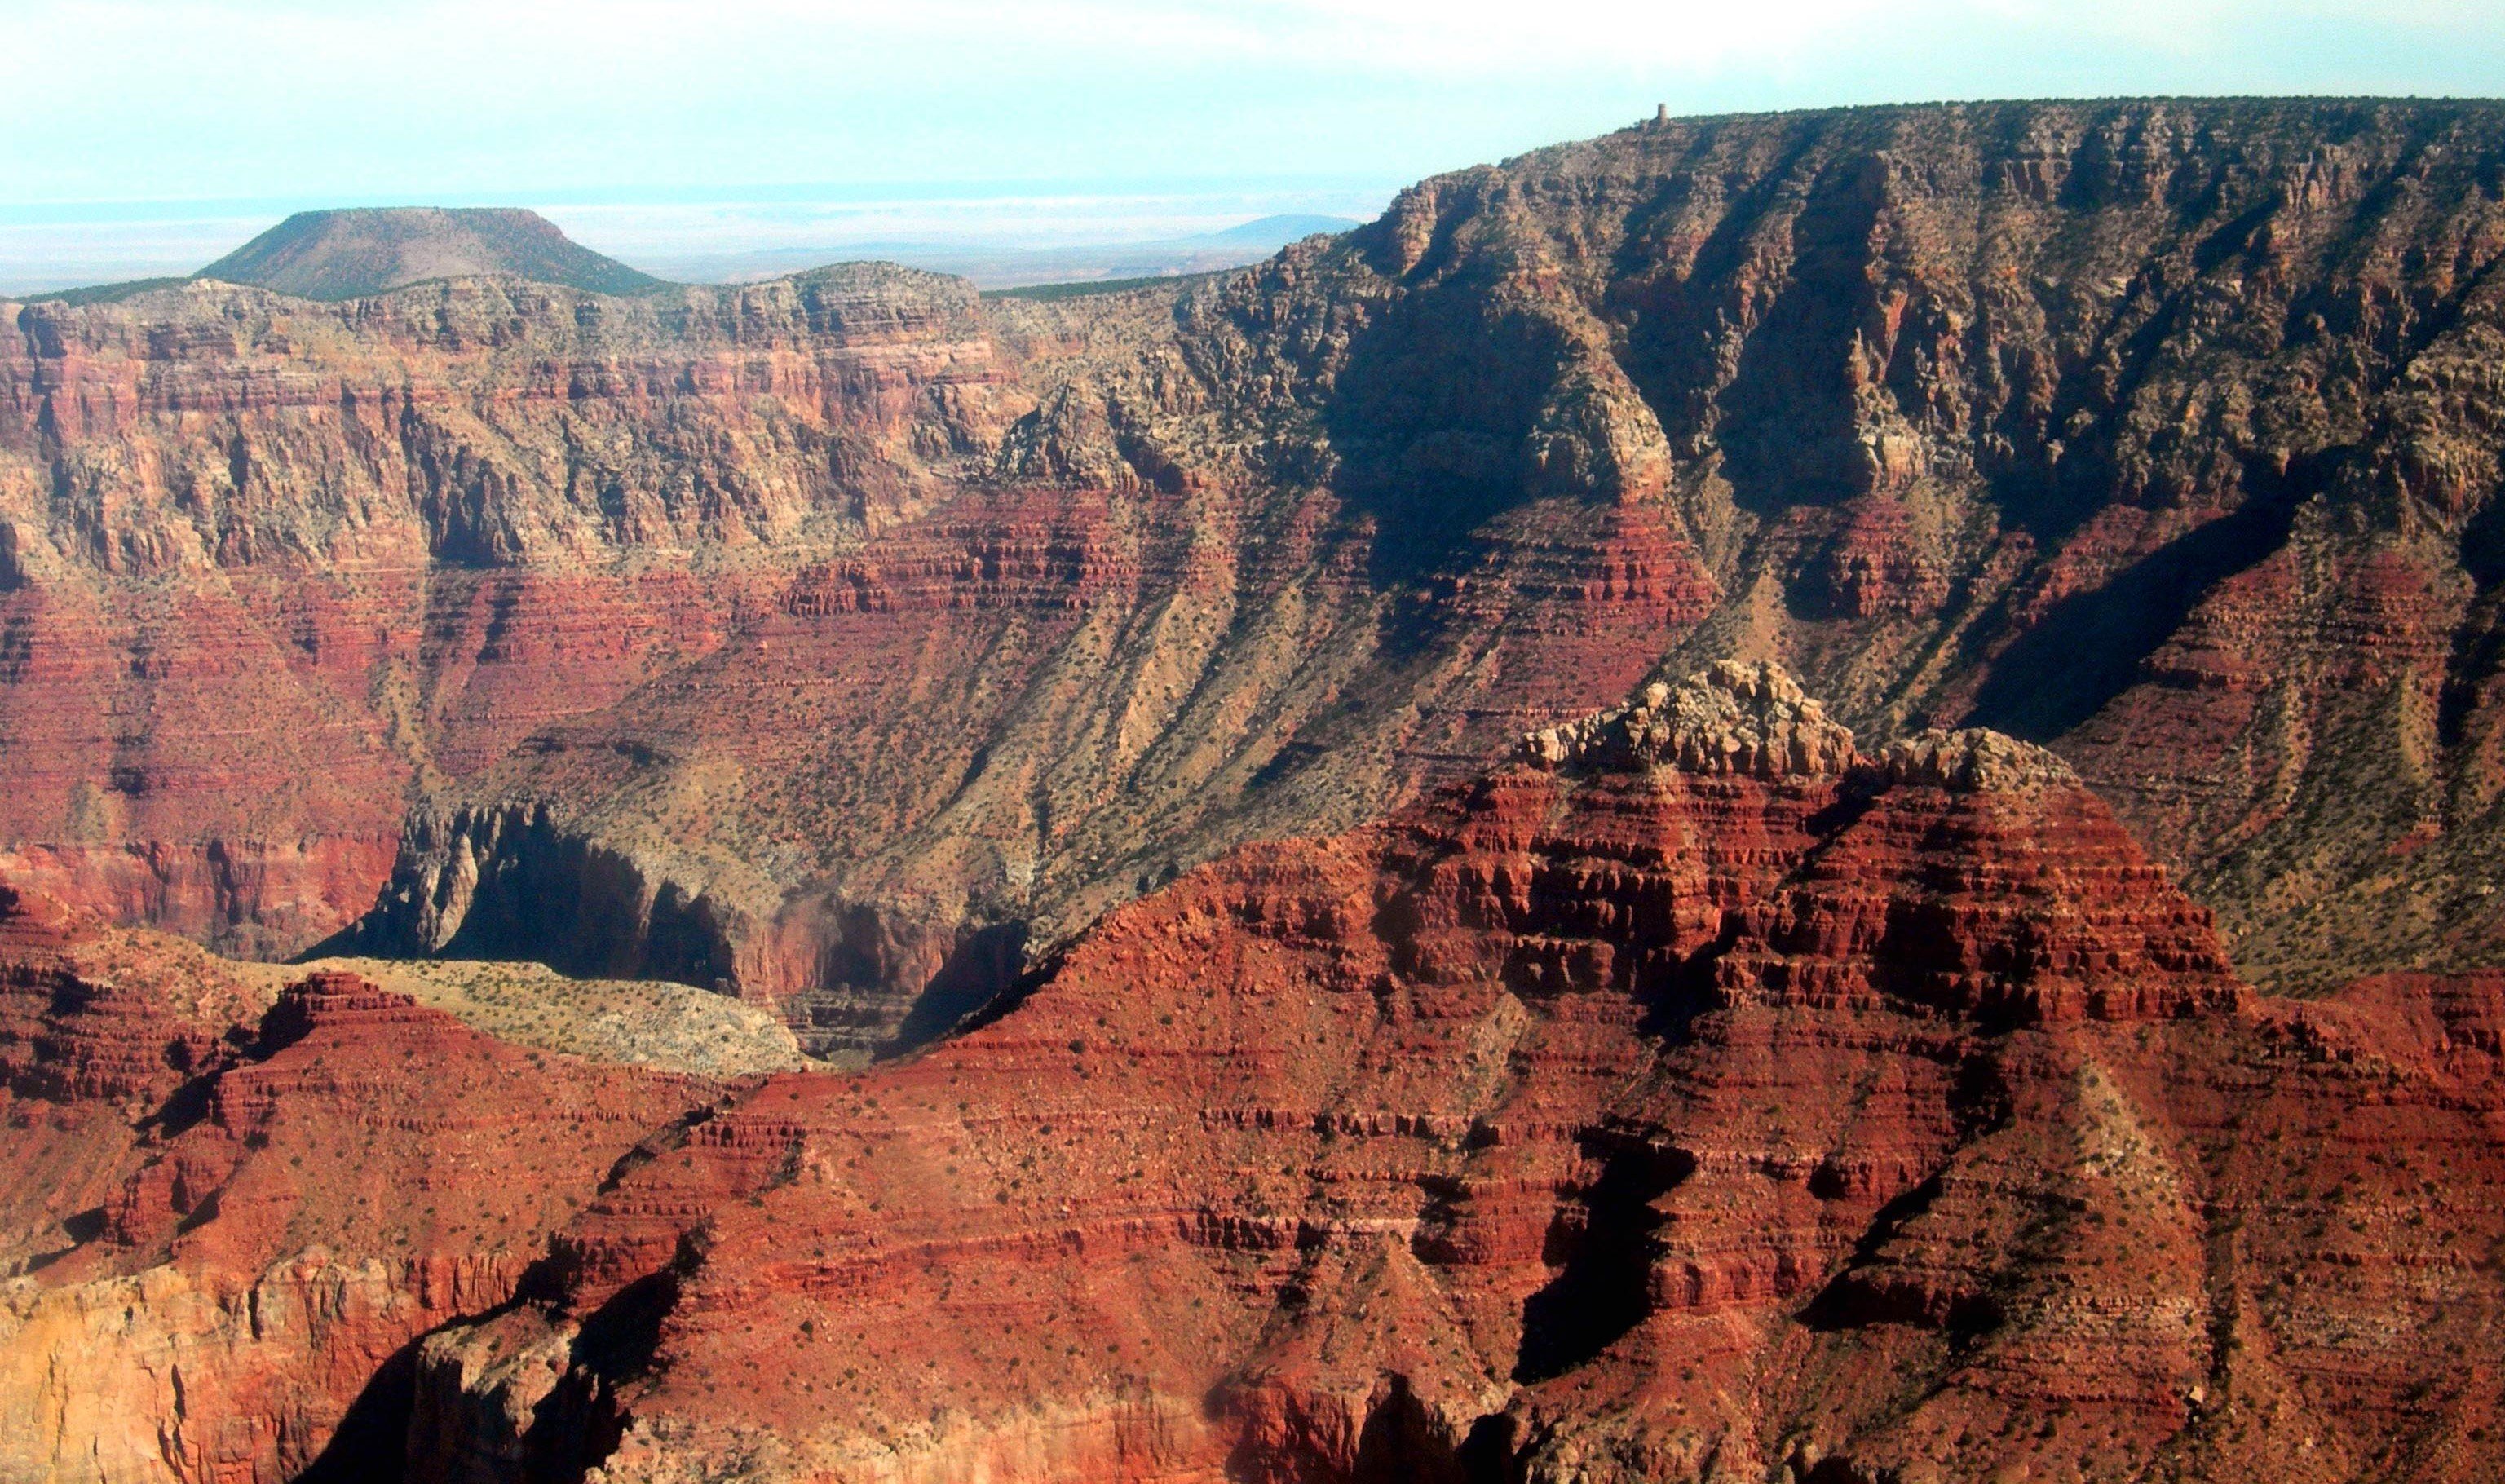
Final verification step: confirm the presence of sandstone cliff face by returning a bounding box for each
[0,888,724,1484]
[6,664,2502,1482]
[0,263,1062,1031]
[9,98,2505,1043]
[1156,98,2505,992]
[0,256,1716,1053]
[362,663,2500,1484]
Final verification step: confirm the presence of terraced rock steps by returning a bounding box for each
[7,663,2499,1483]
[10,99,2505,1059]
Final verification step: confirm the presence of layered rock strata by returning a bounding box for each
[0,888,728,1484]
[10,98,2505,1042]
[360,665,2496,1484]
[6,663,2501,1481]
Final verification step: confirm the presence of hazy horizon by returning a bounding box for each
[6,0,2502,294]
[0,183,1394,295]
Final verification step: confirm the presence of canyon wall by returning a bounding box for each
[12,664,2497,1481]
[0,886,726,1484]
[393,665,2505,1483]
[7,97,2505,1484]
[8,98,2505,1040]
[0,264,1014,987]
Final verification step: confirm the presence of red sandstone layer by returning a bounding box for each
[5,663,2503,1481]
[11,102,2505,1047]
[389,669,2498,1484]
[0,886,720,1484]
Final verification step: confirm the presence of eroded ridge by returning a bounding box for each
[0,889,736,1484]
[12,99,2505,1037]
[331,665,2491,1484]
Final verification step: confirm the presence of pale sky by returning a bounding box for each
[7,0,2502,203]
[2,0,2498,287]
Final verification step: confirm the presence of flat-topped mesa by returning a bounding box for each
[1519,659,1857,778]
[1874,727,2082,793]
[197,206,663,300]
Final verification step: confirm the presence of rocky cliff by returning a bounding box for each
[7,97,2505,1043]
[382,665,2505,1484]
[1160,97,2505,994]
[0,885,731,1484]
[11,665,2496,1482]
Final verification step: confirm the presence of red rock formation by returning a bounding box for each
[12,101,2505,1043]
[0,900,718,1484]
[5,95,2505,1474]
[1175,98,2505,995]
[0,885,273,1275]
[351,664,2496,1484]
[0,266,1010,974]
[4,661,2500,1481]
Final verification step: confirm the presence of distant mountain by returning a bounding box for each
[629,213,1366,289]
[197,207,664,300]
[1187,212,1360,245]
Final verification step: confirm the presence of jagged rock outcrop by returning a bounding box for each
[1878,725,2081,791]
[1519,659,1856,775]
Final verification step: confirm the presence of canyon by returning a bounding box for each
[6,660,2502,1482]
[4,95,2505,1481]
[4,99,2503,1048]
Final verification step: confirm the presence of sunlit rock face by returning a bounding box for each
[9,99,2505,1041]
[4,660,2503,1482]
[404,664,2492,1484]
[0,887,721,1484]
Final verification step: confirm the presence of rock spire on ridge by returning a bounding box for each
[1877,727,2080,792]
[1519,659,1857,778]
